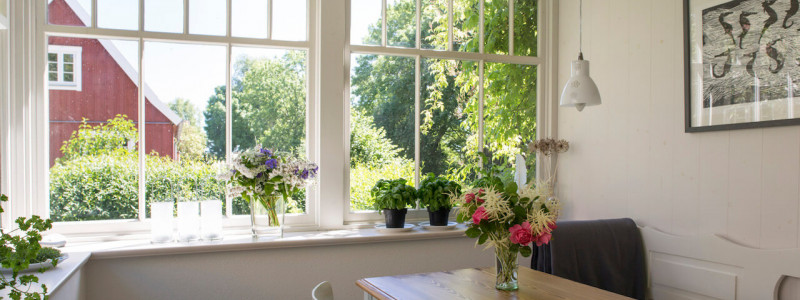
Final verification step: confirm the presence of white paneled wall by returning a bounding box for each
[556,0,799,297]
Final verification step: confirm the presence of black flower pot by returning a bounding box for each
[383,208,408,228]
[427,207,451,226]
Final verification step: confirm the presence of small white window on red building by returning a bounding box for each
[47,45,82,91]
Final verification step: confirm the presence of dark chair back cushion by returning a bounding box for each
[532,218,646,300]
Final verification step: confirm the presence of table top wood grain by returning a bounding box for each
[356,266,635,300]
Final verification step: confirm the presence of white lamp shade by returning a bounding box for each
[559,59,601,112]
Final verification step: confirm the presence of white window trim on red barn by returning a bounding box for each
[47,45,82,91]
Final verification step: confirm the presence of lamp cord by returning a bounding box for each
[579,0,583,60]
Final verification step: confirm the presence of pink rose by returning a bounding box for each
[472,207,488,224]
[509,222,533,245]
[465,193,476,203]
[532,222,556,246]
[533,231,552,246]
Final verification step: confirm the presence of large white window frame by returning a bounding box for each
[342,0,559,224]
[3,0,556,236]
[4,0,318,236]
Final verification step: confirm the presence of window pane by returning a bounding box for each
[453,0,479,52]
[484,0,508,55]
[232,0,268,39]
[48,0,91,27]
[230,47,308,214]
[483,62,537,180]
[49,37,139,221]
[421,0,446,50]
[514,0,537,57]
[49,53,58,62]
[272,0,307,41]
[189,0,226,36]
[49,63,58,72]
[143,41,227,217]
[64,64,74,72]
[145,0,183,33]
[49,73,58,81]
[420,59,479,186]
[350,0,381,45]
[98,0,139,30]
[386,0,415,48]
[63,73,74,82]
[349,54,415,211]
[64,54,74,63]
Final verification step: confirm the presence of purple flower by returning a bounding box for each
[264,158,278,169]
[259,148,273,157]
[301,169,310,179]
[256,172,263,178]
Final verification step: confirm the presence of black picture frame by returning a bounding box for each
[684,0,800,133]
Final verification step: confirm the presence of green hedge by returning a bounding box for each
[49,153,247,221]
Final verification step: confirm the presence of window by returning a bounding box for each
[36,0,315,233]
[47,45,82,91]
[6,0,552,235]
[347,0,542,221]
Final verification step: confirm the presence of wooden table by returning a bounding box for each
[356,266,635,300]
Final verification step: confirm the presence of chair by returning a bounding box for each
[312,281,333,300]
[531,218,646,300]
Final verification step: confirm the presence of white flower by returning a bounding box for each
[480,188,513,223]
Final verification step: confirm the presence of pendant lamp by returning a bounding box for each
[559,0,601,112]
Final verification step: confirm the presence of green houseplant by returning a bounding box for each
[370,179,416,228]
[0,194,61,299]
[417,173,461,226]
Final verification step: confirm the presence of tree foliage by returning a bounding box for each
[205,52,307,159]
[350,0,539,191]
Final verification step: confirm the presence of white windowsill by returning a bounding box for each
[62,225,469,260]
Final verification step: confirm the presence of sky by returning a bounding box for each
[63,0,317,126]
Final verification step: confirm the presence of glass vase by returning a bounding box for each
[495,246,519,291]
[249,194,284,238]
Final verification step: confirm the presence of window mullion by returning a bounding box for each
[183,0,189,35]
[137,37,146,221]
[267,0,272,40]
[447,0,452,51]
[478,60,484,155]
[414,55,420,189]
[91,0,97,28]
[225,43,232,217]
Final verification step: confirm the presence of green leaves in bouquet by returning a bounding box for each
[0,194,56,300]
[519,245,532,258]
[465,227,481,238]
[370,178,417,211]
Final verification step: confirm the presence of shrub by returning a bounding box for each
[349,158,414,211]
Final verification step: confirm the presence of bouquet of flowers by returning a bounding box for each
[218,146,318,229]
[454,175,560,291]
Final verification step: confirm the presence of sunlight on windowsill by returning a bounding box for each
[61,225,468,259]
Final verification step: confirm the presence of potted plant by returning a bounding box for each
[370,179,416,228]
[417,173,461,226]
[0,194,62,299]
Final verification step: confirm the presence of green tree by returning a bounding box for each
[205,52,307,157]
[351,0,538,185]
[169,98,199,125]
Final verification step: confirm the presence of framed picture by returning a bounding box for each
[685,0,800,132]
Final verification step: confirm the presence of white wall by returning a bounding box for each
[556,0,800,298]
[83,236,493,300]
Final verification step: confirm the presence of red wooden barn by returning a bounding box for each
[47,0,182,166]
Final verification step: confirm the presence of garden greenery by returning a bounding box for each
[0,194,57,300]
